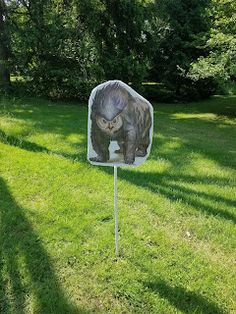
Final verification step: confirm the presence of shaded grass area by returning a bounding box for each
[0,95,235,313]
[0,177,84,314]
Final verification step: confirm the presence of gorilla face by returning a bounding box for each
[95,114,123,136]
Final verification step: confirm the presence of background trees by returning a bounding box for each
[0,0,235,101]
[150,0,214,100]
[189,0,236,82]
[0,0,11,89]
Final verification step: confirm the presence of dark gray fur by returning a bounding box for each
[90,81,152,164]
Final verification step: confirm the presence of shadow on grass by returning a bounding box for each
[97,137,235,223]
[3,97,235,168]
[145,279,224,314]
[1,100,235,224]
[1,127,234,224]
[0,177,88,314]
[118,169,236,224]
[1,97,235,313]
[0,129,49,153]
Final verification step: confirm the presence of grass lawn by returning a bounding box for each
[0,95,235,314]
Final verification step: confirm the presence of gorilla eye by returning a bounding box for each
[113,118,117,124]
[102,118,107,124]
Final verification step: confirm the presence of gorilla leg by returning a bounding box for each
[90,127,110,162]
[124,131,136,164]
[136,133,150,157]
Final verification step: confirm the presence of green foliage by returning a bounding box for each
[0,0,11,90]
[150,0,213,100]
[77,0,152,88]
[1,0,234,100]
[219,81,236,96]
[7,0,101,99]
[189,0,236,81]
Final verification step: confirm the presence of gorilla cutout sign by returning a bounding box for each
[88,80,153,166]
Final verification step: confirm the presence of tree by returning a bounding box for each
[11,0,97,98]
[150,0,211,99]
[189,0,236,81]
[1,0,222,100]
[0,0,11,90]
[77,0,153,89]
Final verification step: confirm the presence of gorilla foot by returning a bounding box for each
[136,150,147,157]
[124,156,135,164]
[89,156,108,162]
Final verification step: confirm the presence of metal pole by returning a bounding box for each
[114,166,119,256]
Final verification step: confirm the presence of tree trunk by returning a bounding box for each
[0,0,10,89]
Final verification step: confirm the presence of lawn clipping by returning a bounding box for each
[87,80,153,255]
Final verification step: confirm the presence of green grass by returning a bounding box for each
[0,95,235,314]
